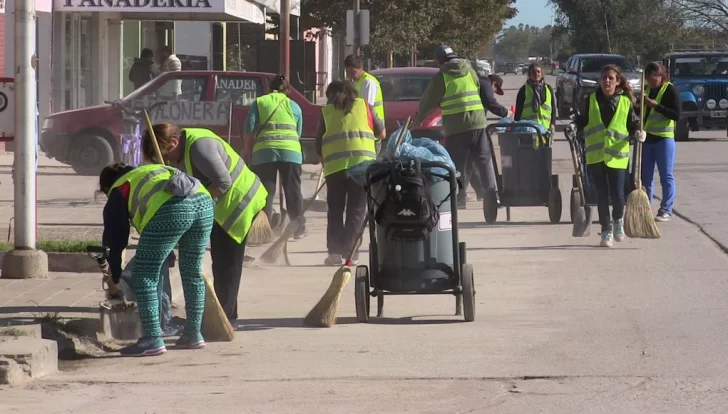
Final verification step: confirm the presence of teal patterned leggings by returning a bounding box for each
[132,193,214,340]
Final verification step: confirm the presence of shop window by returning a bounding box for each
[215,76,262,106]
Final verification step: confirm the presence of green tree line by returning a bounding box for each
[291,0,517,58]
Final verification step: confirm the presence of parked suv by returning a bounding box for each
[556,54,642,118]
[41,71,324,176]
[662,50,728,141]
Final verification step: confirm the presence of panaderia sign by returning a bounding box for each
[59,0,212,9]
[55,0,266,22]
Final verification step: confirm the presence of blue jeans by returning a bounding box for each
[641,138,676,215]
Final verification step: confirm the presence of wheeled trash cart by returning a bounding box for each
[483,123,562,224]
[355,160,475,323]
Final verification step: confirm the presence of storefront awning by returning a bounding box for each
[53,0,267,23]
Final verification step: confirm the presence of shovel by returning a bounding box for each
[565,126,592,237]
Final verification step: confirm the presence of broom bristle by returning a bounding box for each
[624,189,661,239]
[247,213,276,245]
[303,268,351,327]
[259,218,301,265]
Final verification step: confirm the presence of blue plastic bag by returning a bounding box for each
[492,118,548,135]
[347,127,456,185]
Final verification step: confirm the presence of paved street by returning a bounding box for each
[2,74,728,413]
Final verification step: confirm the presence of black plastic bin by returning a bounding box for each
[484,123,562,224]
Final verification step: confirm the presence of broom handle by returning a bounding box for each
[636,72,645,190]
[344,117,411,263]
[143,110,165,164]
[299,168,326,215]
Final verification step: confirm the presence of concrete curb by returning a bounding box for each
[0,327,58,386]
[0,251,99,274]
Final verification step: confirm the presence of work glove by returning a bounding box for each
[565,123,577,135]
[635,130,647,143]
[506,109,515,119]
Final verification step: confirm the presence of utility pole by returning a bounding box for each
[2,0,48,279]
[352,0,360,56]
[279,0,291,80]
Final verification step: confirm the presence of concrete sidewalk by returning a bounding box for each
[2,189,728,412]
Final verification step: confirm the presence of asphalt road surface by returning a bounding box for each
[2,74,728,413]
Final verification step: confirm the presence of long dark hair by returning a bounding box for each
[601,64,635,103]
[98,162,128,196]
[645,61,667,84]
[326,80,358,114]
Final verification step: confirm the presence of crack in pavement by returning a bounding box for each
[654,195,728,256]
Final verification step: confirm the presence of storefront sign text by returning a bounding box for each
[62,0,212,8]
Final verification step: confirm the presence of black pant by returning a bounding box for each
[326,170,367,258]
[210,222,246,321]
[250,162,304,223]
[589,162,627,233]
[467,157,485,199]
[445,128,497,203]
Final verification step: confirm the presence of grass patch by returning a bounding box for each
[0,240,100,253]
[34,312,83,336]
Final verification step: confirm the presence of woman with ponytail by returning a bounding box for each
[572,64,644,247]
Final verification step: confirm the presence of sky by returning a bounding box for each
[507,0,555,28]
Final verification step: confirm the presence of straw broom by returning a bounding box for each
[303,118,411,328]
[143,110,235,341]
[259,168,326,265]
[623,75,661,239]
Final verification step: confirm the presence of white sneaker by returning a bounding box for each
[655,212,671,222]
[600,231,614,248]
[324,254,343,266]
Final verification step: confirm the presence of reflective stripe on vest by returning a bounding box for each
[181,128,268,243]
[109,164,176,233]
[644,82,675,138]
[253,92,302,154]
[584,93,631,169]
[321,98,377,176]
[520,84,553,129]
[441,72,485,116]
[354,72,385,121]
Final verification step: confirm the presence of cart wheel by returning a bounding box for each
[483,190,498,224]
[461,264,476,322]
[569,188,580,223]
[548,188,562,224]
[354,266,370,323]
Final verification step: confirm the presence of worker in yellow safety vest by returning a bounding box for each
[345,54,385,122]
[243,75,306,238]
[412,44,497,211]
[571,64,644,248]
[99,162,213,356]
[142,123,267,323]
[640,61,680,223]
[316,80,386,266]
[515,62,557,143]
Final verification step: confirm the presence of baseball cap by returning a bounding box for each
[488,74,504,95]
[434,44,458,60]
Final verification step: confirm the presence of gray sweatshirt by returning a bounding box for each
[175,132,233,193]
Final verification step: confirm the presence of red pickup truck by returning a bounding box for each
[40,70,325,176]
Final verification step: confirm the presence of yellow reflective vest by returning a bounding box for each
[584,93,631,169]
[440,72,484,116]
[521,84,553,129]
[181,128,268,243]
[321,98,377,177]
[354,72,385,122]
[253,92,302,158]
[644,82,675,139]
[109,164,210,233]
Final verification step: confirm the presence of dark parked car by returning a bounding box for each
[555,54,642,118]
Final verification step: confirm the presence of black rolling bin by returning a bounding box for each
[483,123,562,224]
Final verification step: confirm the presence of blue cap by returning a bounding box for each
[434,44,458,60]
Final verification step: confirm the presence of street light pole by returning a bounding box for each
[352,0,360,57]
[280,0,291,80]
[3,0,48,279]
